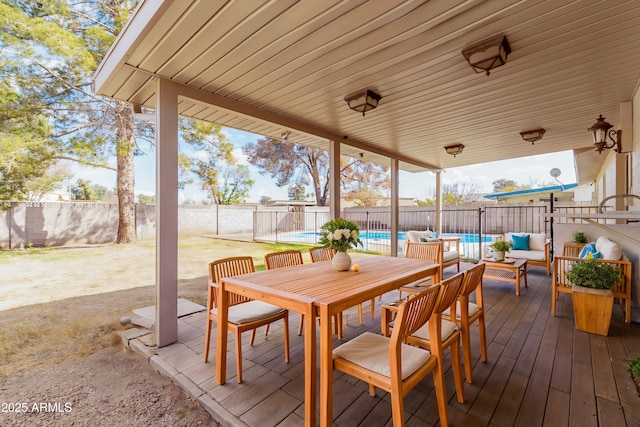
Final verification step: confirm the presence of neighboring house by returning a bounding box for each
[483,183,580,203]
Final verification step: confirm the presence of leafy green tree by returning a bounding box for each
[137,194,156,204]
[92,184,114,201]
[492,179,517,192]
[288,183,309,201]
[0,76,57,203]
[179,120,252,204]
[211,165,254,205]
[71,179,97,201]
[1,0,140,241]
[416,181,483,205]
[243,137,388,206]
[259,195,272,205]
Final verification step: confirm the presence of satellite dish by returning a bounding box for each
[550,168,561,178]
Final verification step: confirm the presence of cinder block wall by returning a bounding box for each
[0,202,259,248]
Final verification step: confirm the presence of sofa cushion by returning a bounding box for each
[599,240,623,260]
[512,234,530,250]
[406,230,433,242]
[506,233,546,251]
[509,249,546,262]
[579,243,597,258]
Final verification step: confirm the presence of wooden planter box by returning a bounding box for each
[571,284,613,336]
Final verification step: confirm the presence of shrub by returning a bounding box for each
[565,258,621,289]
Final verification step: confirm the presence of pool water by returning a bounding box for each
[291,231,491,243]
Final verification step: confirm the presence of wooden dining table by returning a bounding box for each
[216,255,440,427]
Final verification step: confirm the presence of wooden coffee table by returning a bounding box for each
[482,258,528,296]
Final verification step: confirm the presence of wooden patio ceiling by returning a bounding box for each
[93,0,640,181]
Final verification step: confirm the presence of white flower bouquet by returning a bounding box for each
[318,218,363,252]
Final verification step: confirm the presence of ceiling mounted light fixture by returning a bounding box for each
[344,89,381,116]
[588,114,622,154]
[520,128,546,145]
[444,144,465,157]
[462,35,511,76]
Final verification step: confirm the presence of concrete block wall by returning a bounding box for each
[0,202,118,249]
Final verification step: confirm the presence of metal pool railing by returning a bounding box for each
[252,205,602,260]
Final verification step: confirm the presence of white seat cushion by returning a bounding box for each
[333,332,431,380]
[443,251,460,263]
[443,301,480,318]
[508,249,546,262]
[212,300,285,324]
[411,319,458,341]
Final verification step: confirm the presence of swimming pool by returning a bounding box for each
[284,231,491,243]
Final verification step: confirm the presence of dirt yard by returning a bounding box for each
[0,237,311,426]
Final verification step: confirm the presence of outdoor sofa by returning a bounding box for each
[502,232,551,275]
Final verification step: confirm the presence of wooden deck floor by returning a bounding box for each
[129,263,640,427]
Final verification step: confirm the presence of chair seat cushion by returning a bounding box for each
[333,332,431,380]
[443,251,460,262]
[443,301,480,318]
[212,300,285,324]
[411,319,459,341]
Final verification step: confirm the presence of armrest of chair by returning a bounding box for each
[441,236,460,252]
[381,303,401,337]
[561,242,585,257]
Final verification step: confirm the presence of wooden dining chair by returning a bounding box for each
[309,247,375,325]
[309,246,336,262]
[204,256,290,383]
[267,249,343,338]
[404,272,466,404]
[333,285,449,427]
[397,241,443,299]
[446,263,486,383]
[265,249,304,270]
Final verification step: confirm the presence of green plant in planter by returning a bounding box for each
[490,239,513,252]
[572,230,588,244]
[565,257,621,289]
[628,357,640,378]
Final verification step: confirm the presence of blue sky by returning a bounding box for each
[71,127,577,203]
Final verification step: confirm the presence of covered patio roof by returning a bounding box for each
[94,0,640,183]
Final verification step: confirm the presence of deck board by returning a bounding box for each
[131,262,640,427]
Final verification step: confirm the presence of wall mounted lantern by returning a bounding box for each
[444,144,465,157]
[588,114,622,154]
[344,89,381,116]
[462,35,511,76]
[520,128,545,145]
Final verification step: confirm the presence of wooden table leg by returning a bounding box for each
[515,268,521,296]
[216,285,229,384]
[319,304,332,427]
[523,263,528,288]
[304,304,316,427]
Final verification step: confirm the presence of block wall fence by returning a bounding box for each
[0,202,267,249]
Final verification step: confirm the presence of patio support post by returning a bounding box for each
[329,140,340,219]
[390,158,399,256]
[435,171,442,234]
[155,78,179,347]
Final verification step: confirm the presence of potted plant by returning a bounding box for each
[489,239,513,261]
[565,255,622,335]
[572,230,588,244]
[318,218,363,271]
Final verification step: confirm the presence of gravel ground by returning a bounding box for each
[1,346,217,427]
